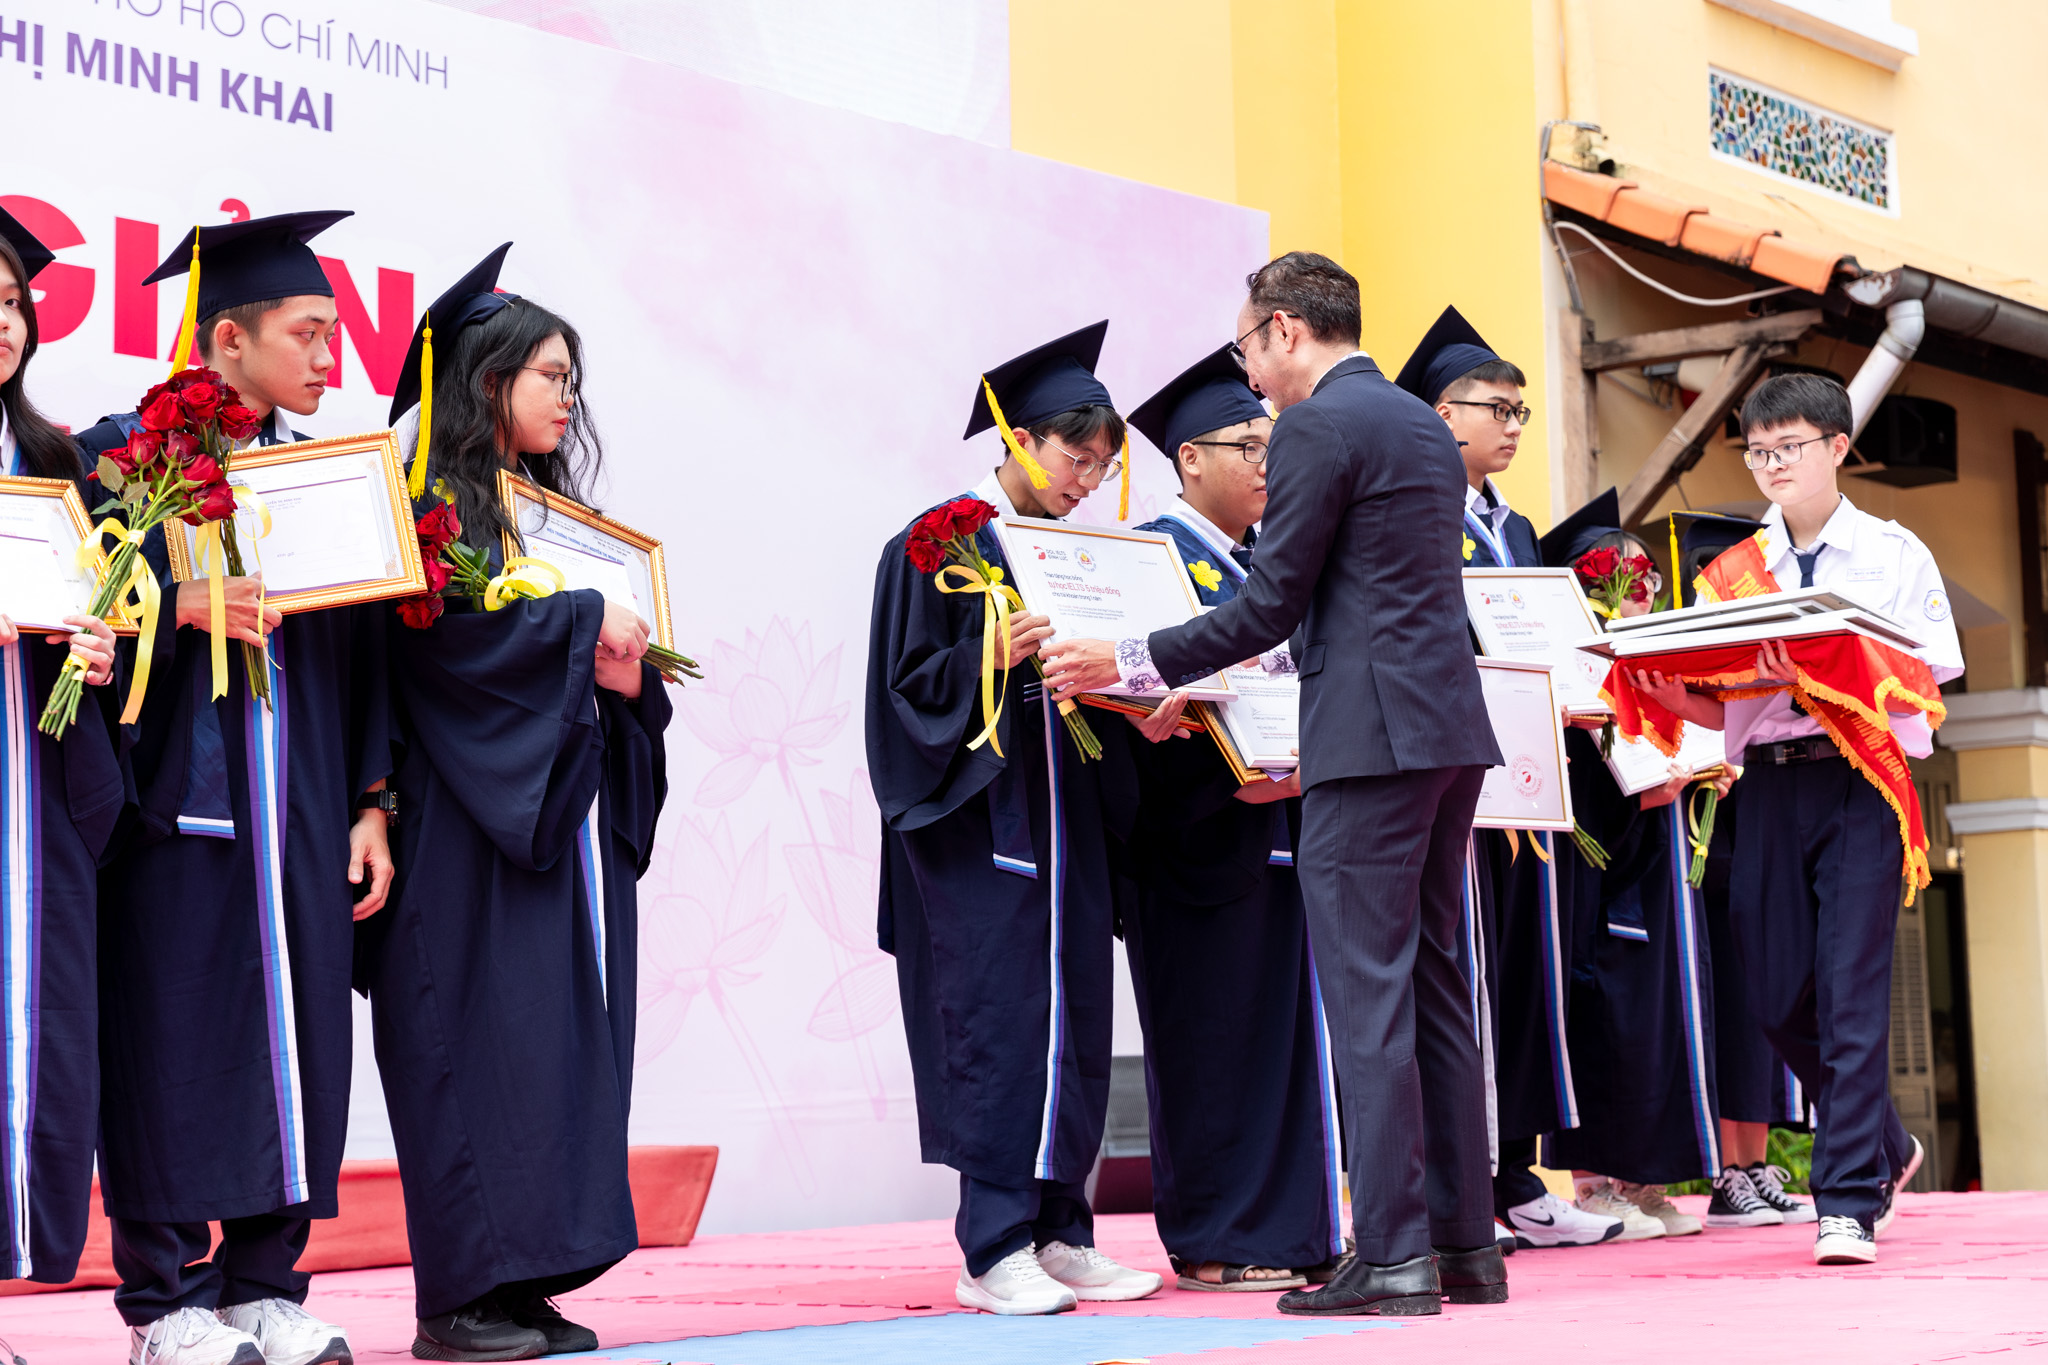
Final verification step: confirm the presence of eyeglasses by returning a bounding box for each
[1190,439,1269,464]
[1228,312,1300,370]
[1742,434,1831,470]
[521,366,579,404]
[1033,434,1124,482]
[1446,399,1532,425]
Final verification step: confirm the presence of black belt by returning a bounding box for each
[1745,736,1841,766]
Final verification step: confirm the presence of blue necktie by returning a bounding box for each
[1230,545,1253,573]
[1795,549,1820,588]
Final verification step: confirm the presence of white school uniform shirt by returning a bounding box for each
[1721,495,1963,759]
[972,468,1028,521]
[1464,478,1515,558]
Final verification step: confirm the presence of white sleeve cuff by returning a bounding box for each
[1116,637,1165,694]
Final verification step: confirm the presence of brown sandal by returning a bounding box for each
[1169,1255,1308,1293]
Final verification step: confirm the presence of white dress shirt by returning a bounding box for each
[1722,494,1963,758]
[971,468,1025,520]
[1463,478,1517,564]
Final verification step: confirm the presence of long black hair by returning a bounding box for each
[422,296,603,556]
[0,237,86,485]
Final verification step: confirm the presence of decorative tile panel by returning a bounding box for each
[1709,68,1895,211]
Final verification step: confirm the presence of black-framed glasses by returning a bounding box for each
[1190,438,1269,464]
[1742,434,1830,470]
[1446,399,1532,425]
[1228,312,1299,370]
[521,366,579,404]
[1033,434,1124,482]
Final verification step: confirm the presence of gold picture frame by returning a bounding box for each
[496,472,675,650]
[163,430,426,614]
[0,473,139,635]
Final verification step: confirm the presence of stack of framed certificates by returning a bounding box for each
[1576,587,1924,662]
[0,475,136,634]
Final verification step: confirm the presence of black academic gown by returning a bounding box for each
[1119,514,1342,1271]
[867,498,1134,1190]
[363,577,669,1319]
[1701,786,1790,1125]
[80,415,393,1226]
[1544,730,1721,1184]
[2,621,125,1281]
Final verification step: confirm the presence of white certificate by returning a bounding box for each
[499,473,676,649]
[993,518,1232,699]
[0,476,106,634]
[166,431,425,614]
[1210,661,1299,771]
[1464,568,1612,715]
[1604,722,1728,797]
[1472,657,1574,832]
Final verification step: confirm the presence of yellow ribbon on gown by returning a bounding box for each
[935,561,1021,757]
[75,520,161,726]
[194,486,272,700]
[483,556,566,610]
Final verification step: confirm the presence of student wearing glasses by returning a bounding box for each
[1113,346,1345,1296]
[1631,373,1960,1265]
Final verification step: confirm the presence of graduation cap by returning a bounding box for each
[393,243,521,498]
[144,209,350,324]
[1538,487,1623,568]
[1127,344,1269,466]
[966,320,1133,519]
[0,203,55,282]
[1667,509,1766,606]
[1394,305,1502,405]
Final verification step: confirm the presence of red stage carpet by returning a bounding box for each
[5,1192,2046,1364]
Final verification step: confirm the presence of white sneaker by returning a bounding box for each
[1745,1162,1817,1225]
[1617,1182,1703,1237]
[1034,1240,1163,1301]
[130,1308,265,1365]
[218,1299,351,1365]
[1575,1179,1666,1241]
[1814,1214,1877,1265]
[1503,1191,1623,1248]
[955,1249,1077,1316]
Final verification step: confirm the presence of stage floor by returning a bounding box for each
[9,1193,2048,1365]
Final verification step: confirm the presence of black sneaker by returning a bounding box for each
[413,1298,547,1362]
[1813,1214,1876,1265]
[1706,1165,1784,1228]
[498,1291,599,1356]
[1746,1162,1816,1224]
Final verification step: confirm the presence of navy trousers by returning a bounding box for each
[1298,766,1494,1265]
[1728,756,1913,1225]
[109,1214,309,1325]
[956,1174,1093,1278]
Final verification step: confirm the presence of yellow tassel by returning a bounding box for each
[167,227,201,377]
[1117,429,1131,521]
[1668,512,1682,607]
[981,377,1050,490]
[409,319,433,501]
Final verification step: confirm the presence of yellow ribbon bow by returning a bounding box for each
[193,485,272,701]
[935,561,1022,757]
[484,556,566,610]
[76,520,160,725]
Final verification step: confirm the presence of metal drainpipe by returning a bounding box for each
[1844,298,1926,441]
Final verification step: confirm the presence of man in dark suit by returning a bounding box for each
[1041,252,1505,1316]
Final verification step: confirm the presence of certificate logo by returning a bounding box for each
[1075,548,1097,572]
[1509,754,1544,799]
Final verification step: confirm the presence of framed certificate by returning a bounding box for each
[499,474,675,649]
[164,431,425,613]
[991,518,1233,699]
[1578,609,1919,662]
[1463,567,1612,715]
[1205,661,1298,772]
[1591,588,1923,653]
[1605,723,1727,797]
[0,475,137,635]
[1471,657,1574,832]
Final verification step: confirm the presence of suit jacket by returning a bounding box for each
[1147,355,1502,789]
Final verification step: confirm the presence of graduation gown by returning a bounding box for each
[363,585,668,1318]
[79,414,394,1225]
[1544,730,1721,1184]
[867,488,1134,1189]
[2,635,124,1281]
[1119,512,1342,1270]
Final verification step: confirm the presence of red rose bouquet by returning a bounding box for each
[393,494,702,685]
[1572,544,1657,620]
[38,368,260,736]
[903,495,1101,761]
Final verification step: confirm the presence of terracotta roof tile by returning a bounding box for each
[1544,161,1853,293]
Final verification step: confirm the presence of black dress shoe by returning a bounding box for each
[498,1290,600,1355]
[1276,1253,1441,1317]
[413,1298,548,1361]
[1300,1251,1353,1284]
[1432,1243,1509,1304]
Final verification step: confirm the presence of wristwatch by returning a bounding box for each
[356,790,400,825]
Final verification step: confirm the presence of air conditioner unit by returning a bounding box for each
[1850,395,1957,487]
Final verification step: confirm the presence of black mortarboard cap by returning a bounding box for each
[1127,344,1269,463]
[964,320,1114,439]
[0,204,54,282]
[388,243,518,423]
[141,210,351,321]
[1538,488,1623,568]
[1394,305,1501,405]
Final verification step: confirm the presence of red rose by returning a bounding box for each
[182,452,224,486]
[219,404,263,441]
[396,593,445,630]
[164,429,198,465]
[105,441,140,478]
[122,429,164,477]
[193,481,238,522]
[905,534,947,575]
[421,556,453,593]
[1573,546,1620,584]
[180,383,223,423]
[416,501,461,550]
[168,367,220,392]
[944,496,997,539]
[137,390,185,432]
